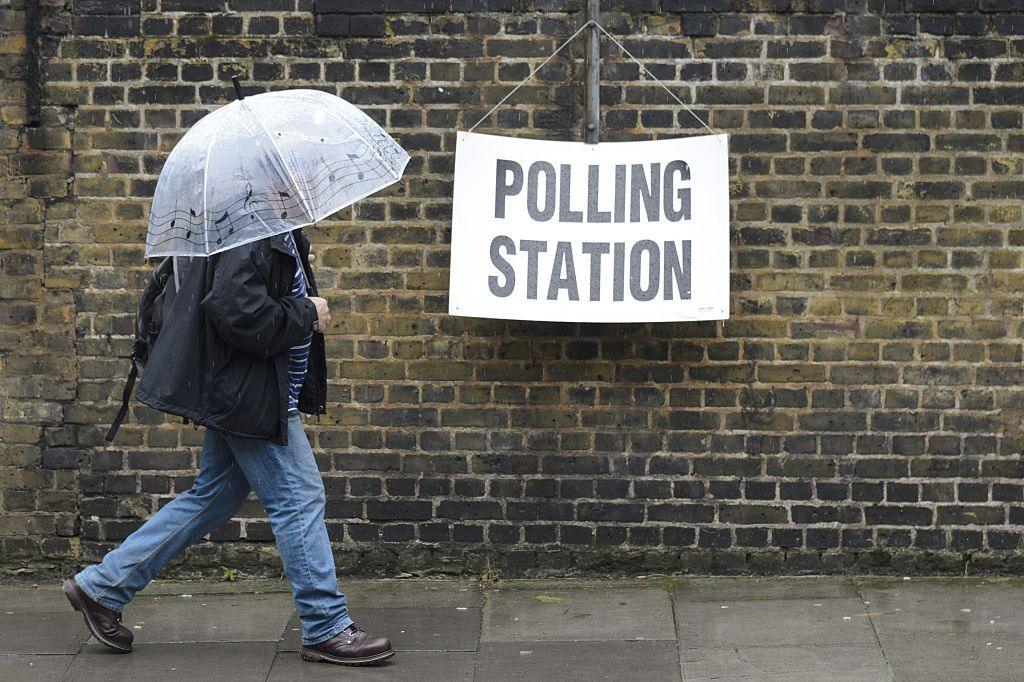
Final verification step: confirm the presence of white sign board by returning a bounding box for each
[448,132,730,322]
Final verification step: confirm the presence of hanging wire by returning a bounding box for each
[592,22,722,141]
[466,18,726,146]
[468,19,597,133]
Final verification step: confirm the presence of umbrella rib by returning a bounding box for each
[244,101,317,223]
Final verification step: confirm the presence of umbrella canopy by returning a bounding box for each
[146,88,409,258]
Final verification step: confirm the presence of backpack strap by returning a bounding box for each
[104,358,140,443]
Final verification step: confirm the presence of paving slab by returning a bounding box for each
[123,592,294,643]
[476,641,681,682]
[876,632,1024,682]
[855,577,1024,637]
[0,609,88,655]
[0,586,71,611]
[278,605,481,652]
[267,651,475,681]
[675,598,877,649]
[673,576,858,602]
[65,641,278,681]
[482,585,675,642]
[0,654,75,681]
[679,645,890,681]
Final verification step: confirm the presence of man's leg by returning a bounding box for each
[75,427,252,612]
[223,415,353,646]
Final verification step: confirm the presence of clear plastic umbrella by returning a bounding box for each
[145,87,409,258]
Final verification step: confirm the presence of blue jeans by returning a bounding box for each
[75,415,352,646]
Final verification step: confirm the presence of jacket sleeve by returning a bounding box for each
[201,244,318,359]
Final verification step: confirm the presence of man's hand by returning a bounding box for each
[307,296,330,332]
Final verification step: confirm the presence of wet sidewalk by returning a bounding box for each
[1,575,1021,681]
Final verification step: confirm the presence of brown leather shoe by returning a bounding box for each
[63,578,133,653]
[301,625,395,666]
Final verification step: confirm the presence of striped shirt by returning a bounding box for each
[281,231,313,415]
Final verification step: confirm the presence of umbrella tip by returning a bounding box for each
[231,76,244,101]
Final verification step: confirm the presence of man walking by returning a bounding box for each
[63,228,395,667]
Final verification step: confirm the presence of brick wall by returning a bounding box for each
[3,0,1024,578]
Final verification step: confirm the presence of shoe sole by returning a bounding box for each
[63,580,132,654]
[301,647,396,666]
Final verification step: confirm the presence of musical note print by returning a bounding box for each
[146,89,410,258]
[347,154,365,180]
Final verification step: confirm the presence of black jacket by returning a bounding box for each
[135,229,326,445]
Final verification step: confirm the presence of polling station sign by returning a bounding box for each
[448,131,730,322]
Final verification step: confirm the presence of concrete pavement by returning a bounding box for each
[0,575,1021,680]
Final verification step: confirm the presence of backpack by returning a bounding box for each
[105,257,177,442]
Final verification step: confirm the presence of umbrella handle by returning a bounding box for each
[231,76,244,101]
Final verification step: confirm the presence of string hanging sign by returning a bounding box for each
[449,20,730,323]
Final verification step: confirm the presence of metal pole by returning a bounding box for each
[584,0,600,143]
